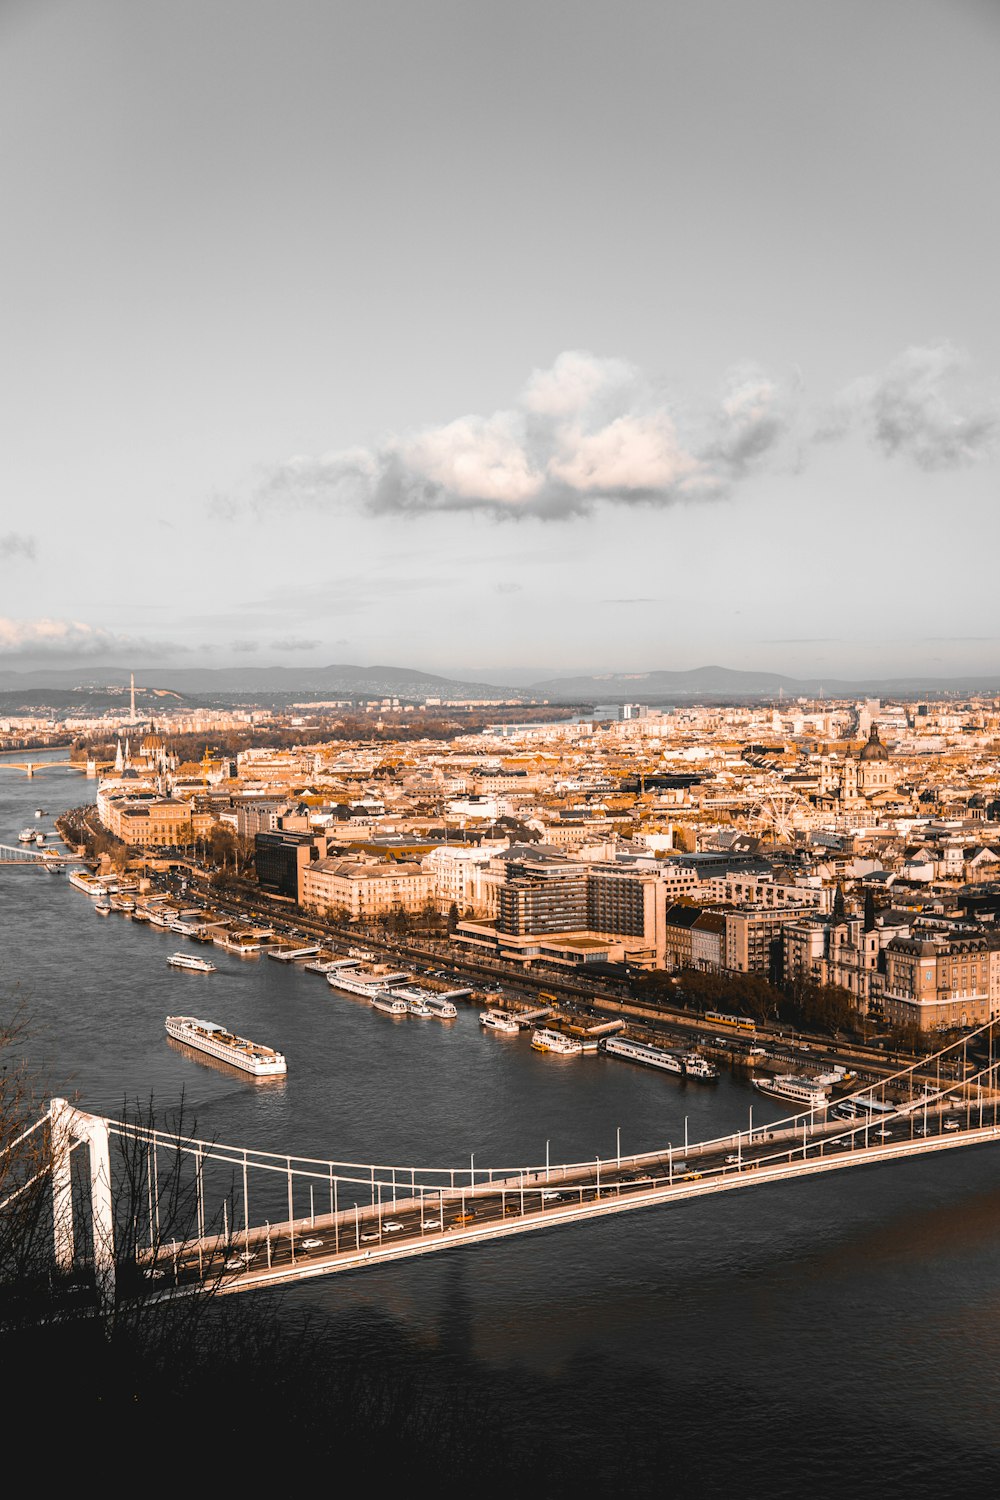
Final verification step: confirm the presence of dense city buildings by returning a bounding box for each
[43,687,1000,1034]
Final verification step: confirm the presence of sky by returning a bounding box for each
[2,0,999,685]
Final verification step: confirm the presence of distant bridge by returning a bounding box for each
[0,842,77,866]
[0,760,77,776]
[7,1018,1000,1314]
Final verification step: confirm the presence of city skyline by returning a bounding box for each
[2,0,998,680]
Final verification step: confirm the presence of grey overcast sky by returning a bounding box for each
[2,0,999,681]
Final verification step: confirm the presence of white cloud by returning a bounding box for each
[0,617,182,658]
[822,343,999,468]
[247,343,997,525]
[252,351,793,521]
[549,412,697,496]
[392,411,543,508]
[0,532,36,560]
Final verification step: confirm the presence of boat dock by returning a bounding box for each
[266,945,322,962]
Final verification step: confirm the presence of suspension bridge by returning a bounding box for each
[6,1017,1000,1314]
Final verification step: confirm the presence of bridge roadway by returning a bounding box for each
[0,759,76,774]
[151,1097,999,1298]
[0,842,78,864]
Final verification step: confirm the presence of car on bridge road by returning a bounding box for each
[724,1154,739,1165]
[383,1220,405,1233]
[300,1237,324,1250]
[421,1218,443,1229]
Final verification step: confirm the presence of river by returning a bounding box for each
[3,750,1000,1493]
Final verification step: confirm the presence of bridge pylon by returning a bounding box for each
[51,1099,115,1314]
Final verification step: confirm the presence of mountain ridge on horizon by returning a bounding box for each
[2,660,1000,702]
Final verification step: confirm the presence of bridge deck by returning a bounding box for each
[155,1112,1000,1297]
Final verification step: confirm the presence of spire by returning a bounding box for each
[831,883,846,923]
[114,738,124,773]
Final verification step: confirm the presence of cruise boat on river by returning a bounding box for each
[18,828,35,843]
[752,1073,830,1109]
[601,1036,684,1074]
[370,991,409,1015]
[480,1008,521,1034]
[681,1053,719,1082]
[167,952,217,973]
[165,1016,286,1076]
[420,993,458,1020]
[327,966,411,998]
[530,1027,583,1056]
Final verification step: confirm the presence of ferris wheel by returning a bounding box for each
[747,789,805,843]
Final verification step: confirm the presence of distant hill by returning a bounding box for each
[0,663,526,702]
[528,665,1000,700]
[3,660,1000,707]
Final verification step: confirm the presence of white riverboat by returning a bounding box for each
[370,991,409,1015]
[420,994,458,1020]
[167,952,217,973]
[752,1073,830,1109]
[681,1053,719,1082]
[480,1008,521,1034]
[327,966,411,998]
[530,1027,583,1056]
[165,1016,286,1076]
[601,1036,684,1074]
[18,828,35,843]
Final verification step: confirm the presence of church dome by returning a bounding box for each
[858,724,889,761]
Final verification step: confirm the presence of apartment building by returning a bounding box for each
[883,931,1000,1031]
[300,856,433,921]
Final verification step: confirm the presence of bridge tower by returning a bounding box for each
[51,1098,115,1314]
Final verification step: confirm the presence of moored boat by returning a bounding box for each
[370,991,409,1015]
[752,1073,830,1108]
[328,966,411,997]
[681,1053,719,1082]
[420,994,458,1020]
[530,1027,583,1056]
[601,1036,684,1074]
[480,1008,520,1034]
